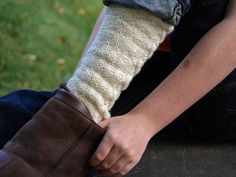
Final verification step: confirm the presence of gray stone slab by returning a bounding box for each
[126,138,236,177]
[92,138,236,177]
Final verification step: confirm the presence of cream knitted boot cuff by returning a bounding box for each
[67,5,174,123]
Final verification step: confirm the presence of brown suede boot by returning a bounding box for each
[0,88,105,177]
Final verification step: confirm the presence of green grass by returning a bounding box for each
[0,0,103,95]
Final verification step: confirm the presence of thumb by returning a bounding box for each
[98,119,111,129]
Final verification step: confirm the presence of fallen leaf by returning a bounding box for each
[78,7,86,16]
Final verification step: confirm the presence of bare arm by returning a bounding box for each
[128,0,236,138]
[90,1,236,176]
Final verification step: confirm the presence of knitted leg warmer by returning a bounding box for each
[67,5,174,123]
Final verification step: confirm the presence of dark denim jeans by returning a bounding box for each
[0,90,56,148]
[103,0,193,25]
[1,51,236,149]
[103,0,229,26]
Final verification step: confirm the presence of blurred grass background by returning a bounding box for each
[0,0,103,95]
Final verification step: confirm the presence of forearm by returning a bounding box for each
[76,7,107,69]
[128,16,236,138]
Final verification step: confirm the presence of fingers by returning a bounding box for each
[90,116,145,176]
[96,155,130,176]
[119,162,137,176]
[95,146,123,170]
[89,133,113,166]
[111,161,138,177]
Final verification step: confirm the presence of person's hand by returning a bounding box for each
[89,115,152,177]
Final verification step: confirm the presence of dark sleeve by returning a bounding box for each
[103,0,194,26]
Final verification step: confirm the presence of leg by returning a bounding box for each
[0,88,105,177]
[0,90,55,148]
[0,4,173,177]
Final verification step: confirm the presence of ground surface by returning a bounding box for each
[95,138,236,177]
[126,138,236,177]
[0,0,102,95]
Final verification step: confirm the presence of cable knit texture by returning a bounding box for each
[67,5,174,123]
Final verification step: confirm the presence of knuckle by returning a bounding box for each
[111,165,122,173]
[120,171,128,176]
[121,168,130,175]
[110,168,119,174]
[108,132,117,141]
[123,149,135,160]
[94,154,103,162]
[120,143,129,151]
[125,151,134,158]
[102,163,109,169]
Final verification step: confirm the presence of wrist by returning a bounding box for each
[125,111,160,140]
